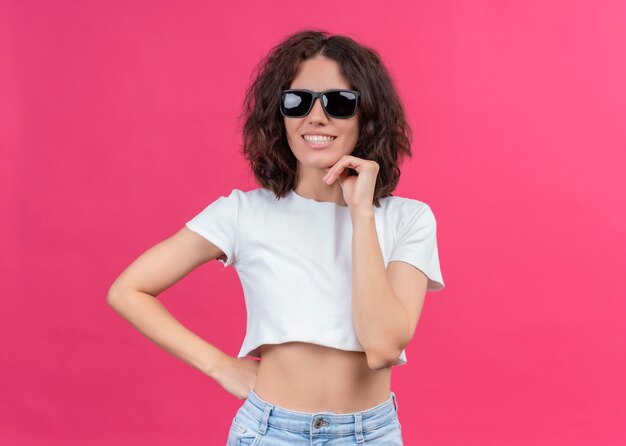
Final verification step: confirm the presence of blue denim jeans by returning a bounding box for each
[226,388,403,445]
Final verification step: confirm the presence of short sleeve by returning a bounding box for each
[184,189,240,269]
[389,203,445,291]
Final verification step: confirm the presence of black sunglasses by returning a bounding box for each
[280,89,360,119]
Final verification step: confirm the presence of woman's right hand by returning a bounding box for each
[211,355,260,400]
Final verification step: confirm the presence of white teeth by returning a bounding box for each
[303,135,336,143]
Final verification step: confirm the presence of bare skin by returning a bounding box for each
[252,342,392,413]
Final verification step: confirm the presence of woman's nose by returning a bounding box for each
[308,97,328,122]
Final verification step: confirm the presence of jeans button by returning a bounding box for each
[314,419,323,428]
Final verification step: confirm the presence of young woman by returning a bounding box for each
[108,30,444,445]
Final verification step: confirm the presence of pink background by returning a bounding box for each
[2,0,625,445]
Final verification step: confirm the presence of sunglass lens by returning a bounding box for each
[281,91,312,117]
[324,91,358,118]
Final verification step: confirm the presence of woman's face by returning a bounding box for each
[284,55,360,177]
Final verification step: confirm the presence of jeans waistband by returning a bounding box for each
[241,388,399,435]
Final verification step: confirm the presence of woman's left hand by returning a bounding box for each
[323,155,379,212]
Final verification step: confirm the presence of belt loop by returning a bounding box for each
[391,391,399,414]
[354,412,364,444]
[257,403,273,435]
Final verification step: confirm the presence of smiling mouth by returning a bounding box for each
[302,135,337,145]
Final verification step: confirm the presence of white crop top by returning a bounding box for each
[185,187,445,367]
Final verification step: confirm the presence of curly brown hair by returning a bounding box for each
[237,29,413,208]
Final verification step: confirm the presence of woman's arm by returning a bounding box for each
[107,227,231,378]
[351,210,411,370]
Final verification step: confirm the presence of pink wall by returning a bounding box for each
[2,0,625,445]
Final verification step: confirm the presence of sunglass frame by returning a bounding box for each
[280,89,361,119]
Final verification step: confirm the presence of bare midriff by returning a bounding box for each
[251,341,392,414]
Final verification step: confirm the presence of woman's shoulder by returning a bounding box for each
[231,187,272,199]
[382,193,433,213]
[224,187,281,207]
